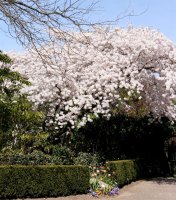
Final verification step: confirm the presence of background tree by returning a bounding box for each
[0,51,43,150]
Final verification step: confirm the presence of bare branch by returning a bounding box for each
[0,0,98,49]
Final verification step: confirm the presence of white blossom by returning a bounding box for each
[9,26,176,132]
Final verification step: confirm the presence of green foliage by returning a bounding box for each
[74,152,102,167]
[0,165,90,198]
[106,160,140,187]
[0,151,63,165]
[0,143,75,165]
[0,51,44,149]
[47,145,75,165]
[0,51,12,63]
[0,68,42,133]
[72,115,172,162]
[15,132,49,154]
[90,178,100,191]
[0,147,102,167]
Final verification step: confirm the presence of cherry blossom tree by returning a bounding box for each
[9,26,176,140]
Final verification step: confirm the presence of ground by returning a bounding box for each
[20,177,176,200]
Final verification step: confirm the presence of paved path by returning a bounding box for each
[22,177,176,200]
[115,177,176,200]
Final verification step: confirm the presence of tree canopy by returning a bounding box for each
[9,26,176,140]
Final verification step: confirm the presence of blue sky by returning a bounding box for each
[1,0,176,52]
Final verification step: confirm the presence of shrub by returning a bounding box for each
[106,160,141,187]
[73,152,102,168]
[0,151,45,165]
[0,149,102,166]
[50,145,75,164]
[0,150,70,165]
[0,165,90,198]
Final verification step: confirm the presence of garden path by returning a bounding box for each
[23,177,176,200]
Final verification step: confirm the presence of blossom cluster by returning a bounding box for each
[9,26,176,133]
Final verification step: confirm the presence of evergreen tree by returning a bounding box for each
[0,51,43,150]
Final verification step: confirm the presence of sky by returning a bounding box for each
[1,0,176,52]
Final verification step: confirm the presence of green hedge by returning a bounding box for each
[107,160,141,187]
[0,165,90,199]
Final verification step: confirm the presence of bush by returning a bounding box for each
[50,145,75,164]
[0,165,90,198]
[0,149,102,166]
[106,160,141,187]
[0,150,73,165]
[0,145,75,165]
[73,152,102,168]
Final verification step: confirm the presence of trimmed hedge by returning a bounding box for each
[107,160,141,187]
[0,165,90,199]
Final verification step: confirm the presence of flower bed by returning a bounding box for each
[89,159,141,197]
